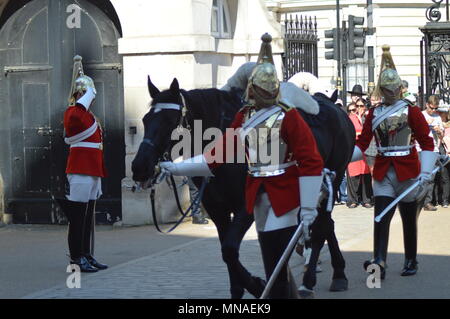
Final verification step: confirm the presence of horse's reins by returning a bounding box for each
[142,92,209,233]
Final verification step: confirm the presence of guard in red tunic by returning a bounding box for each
[59,56,108,272]
[159,34,324,298]
[351,45,436,279]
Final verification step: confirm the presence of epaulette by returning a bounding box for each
[278,100,295,112]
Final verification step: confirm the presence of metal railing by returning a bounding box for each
[282,14,319,81]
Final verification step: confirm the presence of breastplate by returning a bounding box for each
[242,107,291,177]
[373,105,413,156]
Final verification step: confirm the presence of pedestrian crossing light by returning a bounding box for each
[324,28,339,60]
[348,15,365,60]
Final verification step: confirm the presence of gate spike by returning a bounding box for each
[314,16,318,36]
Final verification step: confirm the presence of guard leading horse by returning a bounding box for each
[131,65,355,298]
[132,77,265,299]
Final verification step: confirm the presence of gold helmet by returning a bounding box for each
[68,55,96,105]
[374,45,402,98]
[247,33,280,107]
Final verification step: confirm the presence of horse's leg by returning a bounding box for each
[202,203,243,299]
[221,207,266,298]
[299,233,325,299]
[299,210,329,298]
[327,228,348,291]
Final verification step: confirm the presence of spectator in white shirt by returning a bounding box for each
[420,95,444,211]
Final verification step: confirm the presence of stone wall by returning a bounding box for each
[111,0,283,225]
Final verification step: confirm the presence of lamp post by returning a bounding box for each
[336,0,342,98]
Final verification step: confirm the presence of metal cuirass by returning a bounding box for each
[242,107,293,177]
[373,105,413,156]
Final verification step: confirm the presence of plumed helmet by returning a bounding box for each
[68,55,96,104]
[380,68,401,92]
[248,33,280,96]
[374,45,401,95]
[74,74,97,95]
[250,62,280,95]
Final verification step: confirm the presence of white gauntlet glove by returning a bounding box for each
[159,154,214,177]
[76,87,96,110]
[299,207,318,242]
[299,174,323,241]
[416,151,439,200]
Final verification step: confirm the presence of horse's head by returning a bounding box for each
[131,76,183,184]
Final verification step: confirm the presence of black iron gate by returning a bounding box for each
[419,1,450,108]
[0,0,125,224]
[282,15,319,81]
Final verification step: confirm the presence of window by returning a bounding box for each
[211,0,231,38]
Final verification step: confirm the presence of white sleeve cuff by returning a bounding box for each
[419,150,438,175]
[299,175,323,209]
[173,154,214,177]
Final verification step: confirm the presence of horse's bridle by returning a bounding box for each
[136,92,208,233]
[139,92,190,178]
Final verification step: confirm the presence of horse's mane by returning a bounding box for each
[181,87,244,131]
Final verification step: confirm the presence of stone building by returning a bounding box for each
[0,0,283,225]
[267,0,437,97]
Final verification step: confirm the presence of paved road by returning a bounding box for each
[1,204,450,299]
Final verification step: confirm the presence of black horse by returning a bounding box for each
[298,92,355,294]
[132,77,265,299]
[132,75,355,298]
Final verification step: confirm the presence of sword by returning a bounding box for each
[260,222,304,299]
[91,203,95,256]
[375,156,450,223]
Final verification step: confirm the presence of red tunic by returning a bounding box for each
[347,113,370,177]
[356,105,433,182]
[205,106,324,216]
[64,104,107,178]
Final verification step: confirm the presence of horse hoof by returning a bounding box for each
[230,288,245,299]
[247,276,266,299]
[298,285,315,299]
[329,278,348,292]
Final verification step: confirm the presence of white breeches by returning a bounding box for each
[253,191,299,232]
[373,166,418,203]
[66,174,102,203]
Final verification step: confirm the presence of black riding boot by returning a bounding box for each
[57,199,98,273]
[398,200,421,276]
[258,226,299,299]
[82,200,108,270]
[364,196,396,280]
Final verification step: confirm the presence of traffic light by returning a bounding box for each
[324,28,339,60]
[348,15,365,60]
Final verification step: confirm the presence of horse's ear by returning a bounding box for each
[170,78,180,94]
[148,75,160,98]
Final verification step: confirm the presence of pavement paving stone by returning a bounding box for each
[20,204,450,299]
